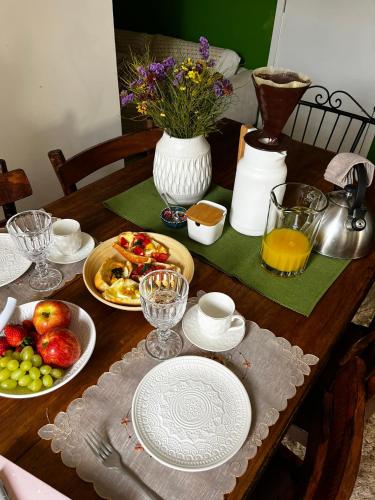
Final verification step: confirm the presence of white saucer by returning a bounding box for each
[47,232,95,264]
[182,304,246,352]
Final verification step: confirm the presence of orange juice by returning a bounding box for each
[261,228,311,273]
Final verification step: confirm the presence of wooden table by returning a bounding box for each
[2,120,374,499]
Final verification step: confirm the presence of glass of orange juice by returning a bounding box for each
[261,183,328,277]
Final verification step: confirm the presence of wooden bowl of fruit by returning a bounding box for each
[0,300,96,398]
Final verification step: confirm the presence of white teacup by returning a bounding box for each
[197,292,245,338]
[52,219,82,255]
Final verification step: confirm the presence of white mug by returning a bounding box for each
[198,292,245,338]
[52,219,82,255]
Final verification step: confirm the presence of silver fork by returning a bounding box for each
[85,429,162,500]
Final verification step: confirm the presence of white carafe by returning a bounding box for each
[230,142,287,236]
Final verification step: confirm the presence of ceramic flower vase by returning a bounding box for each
[153,132,212,205]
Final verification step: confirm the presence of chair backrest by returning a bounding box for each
[0,159,33,220]
[285,85,375,153]
[48,128,163,196]
[300,328,375,500]
[301,356,367,500]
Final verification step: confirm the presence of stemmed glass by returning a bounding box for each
[6,210,63,291]
[139,269,189,360]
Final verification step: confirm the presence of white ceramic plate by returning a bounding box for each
[47,232,95,264]
[182,305,246,352]
[0,300,96,399]
[132,356,251,471]
[0,234,31,287]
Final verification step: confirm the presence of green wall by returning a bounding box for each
[113,0,278,69]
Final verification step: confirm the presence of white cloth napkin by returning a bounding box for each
[324,152,374,188]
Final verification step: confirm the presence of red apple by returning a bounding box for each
[36,328,81,368]
[32,300,71,335]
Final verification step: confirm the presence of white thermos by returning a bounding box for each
[229,140,287,236]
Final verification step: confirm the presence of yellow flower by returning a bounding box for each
[136,101,148,115]
[160,112,166,117]
[179,86,186,91]
[187,70,201,84]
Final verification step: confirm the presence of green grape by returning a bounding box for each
[31,354,43,367]
[18,374,32,387]
[1,379,17,390]
[20,346,34,361]
[10,368,25,381]
[12,351,21,360]
[28,378,43,392]
[42,374,53,388]
[29,367,40,380]
[0,368,11,382]
[0,357,11,368]
[40,365,51,375]
[20,360,32,372]
[7,359,19,371]
[4,350,13,357]
[51,368,64,379]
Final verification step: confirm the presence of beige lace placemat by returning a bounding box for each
[0,259,85,307]
[39,293,319,500]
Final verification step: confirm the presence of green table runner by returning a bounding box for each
[104,178,350,316]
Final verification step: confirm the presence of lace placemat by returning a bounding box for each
[0,259,85,307]
[39,293,319,500]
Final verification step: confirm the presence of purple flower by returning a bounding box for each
[129,78,143,89]
[120,91,134,106]
[213,78,233,97]
[207,58,216,67]
[213,81,224,97]
[195,62,203,74]
[222,78,233,95]
[173,70,185,86]
[162,56,176,71]
[149,62,166,79]
[137,66,147,78]
[199,36,210,60]
[147,82,156,94]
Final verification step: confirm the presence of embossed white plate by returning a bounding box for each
[132,355,251,471]
[0,301,96,398]
[0,234,31,287]
[182,305,246,352]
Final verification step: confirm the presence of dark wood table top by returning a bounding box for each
[2,120,374,499]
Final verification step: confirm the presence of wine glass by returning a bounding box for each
[139,269,189,360]
[6,210,63,291]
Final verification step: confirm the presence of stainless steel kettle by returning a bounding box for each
[315,164,374,259]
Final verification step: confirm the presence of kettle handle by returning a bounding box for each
[345,163,367,231]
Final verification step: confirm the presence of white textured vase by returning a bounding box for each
[153,132,212,205]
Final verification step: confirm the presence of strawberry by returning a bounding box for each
[0,337,9,356]
[152,252,168,262]
[4,324,28,347]
[133,246,145,256]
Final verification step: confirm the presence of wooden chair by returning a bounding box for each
[248,327,375,500]
[0,159,33,220]
[48,128,163,196]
